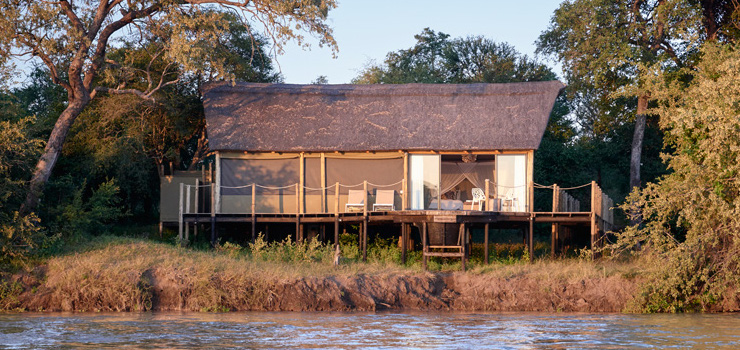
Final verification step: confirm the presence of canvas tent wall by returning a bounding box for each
[218,152,403,214]
[160,171,202,222]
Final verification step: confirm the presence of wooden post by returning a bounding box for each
[484,222,490,264]
[195,179,200,214]
[401,223,407,264]
[363,180,368,215]
[298,220,304,243]
[210,182,216,246]
[422,221,428,270]
[590,181,597,259]
[402,152,408,210]
[527,150,534,212]
[484,179,490,211]
[362,216,368,262]
[362,180,368,262]
[461,223,467,271]
[551,184,559,258]
[320,153,326,213]
[215,152,221,214]
[299,153,305,214]
[185,184,190,243]
[251,183,256,243]
[334,182,340,248]
[194,179,199,238]
[528,214,534,262]
[178,182,184,244]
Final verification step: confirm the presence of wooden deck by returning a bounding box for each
[181,208,609,270]
[175,181,615,270]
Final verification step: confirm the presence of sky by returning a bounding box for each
[275,0,566,84]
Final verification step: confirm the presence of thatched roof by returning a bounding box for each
[203,81,564,152]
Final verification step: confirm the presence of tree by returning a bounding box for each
[48,23,281,221]
[615,43,740,311]
[354,28,556,84]
[537,0,739,195]
[0,0,337,214]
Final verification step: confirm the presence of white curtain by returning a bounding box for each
[440,161,495,195]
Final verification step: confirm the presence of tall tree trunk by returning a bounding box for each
[630,94,649,192]
[629,94,649,227]
[20,98,90,215]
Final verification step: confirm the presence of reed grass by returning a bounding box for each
[1,233,646,312]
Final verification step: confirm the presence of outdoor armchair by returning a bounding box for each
[373,190,395,211]
[345,189,365,212]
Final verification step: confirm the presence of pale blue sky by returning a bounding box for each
[276,0,566,84]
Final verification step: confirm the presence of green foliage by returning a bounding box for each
[0,212,47,270]
[354,28,556,84]
[0,280,23,311]
[0,117,43,215]
[248,234,333,264]
[612,43,740,312]
[53,179,127,239]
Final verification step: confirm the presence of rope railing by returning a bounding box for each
[178,178,615,227]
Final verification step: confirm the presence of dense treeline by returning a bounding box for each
[1,0,739,312]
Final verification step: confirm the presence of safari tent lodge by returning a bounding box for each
[166,81,614,267]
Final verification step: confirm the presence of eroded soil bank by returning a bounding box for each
[6,267,637,313]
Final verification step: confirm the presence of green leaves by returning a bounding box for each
[353,28,556,84]
[615,43,740,312]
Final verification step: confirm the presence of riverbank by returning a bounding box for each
[0,236,645,313]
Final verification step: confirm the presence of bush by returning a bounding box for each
[56,179,127,238]
[0,212,47,270]
[612,43,740,312]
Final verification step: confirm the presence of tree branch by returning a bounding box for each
[59,1,88,38]
[92,86,156,102]
[83,3,162,90]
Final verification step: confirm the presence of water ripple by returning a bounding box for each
[1,312,739,349]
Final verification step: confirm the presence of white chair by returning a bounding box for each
[345,190,365,212]
[471,188,485,211]
[502,190,519,212]
[373,190,395,211]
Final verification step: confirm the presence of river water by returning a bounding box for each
[1,312,739,349]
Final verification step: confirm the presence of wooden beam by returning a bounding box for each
[591,181,597,259]
[528,214,534,262]
[484,222,490,264]
[402,152,408,210]
[210,182,216,246]
[362,216,368,262]
[299,153,305,214]
[251,183,256,243]
[461,223,467,271]
[401,223,407,264]
[551,183,558,258]
[484,179,490,211]
[215,152,221,214]
[422,222,428,270]
[527,150,534,213]
[321,153,326,213]
[363,180,368,215]
[178,182,184,244]
[195,179,199,214]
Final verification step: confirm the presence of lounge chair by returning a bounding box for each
[373,190,395,211]
[345,189,365,212]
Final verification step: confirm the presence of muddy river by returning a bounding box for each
[1,312,739,349]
